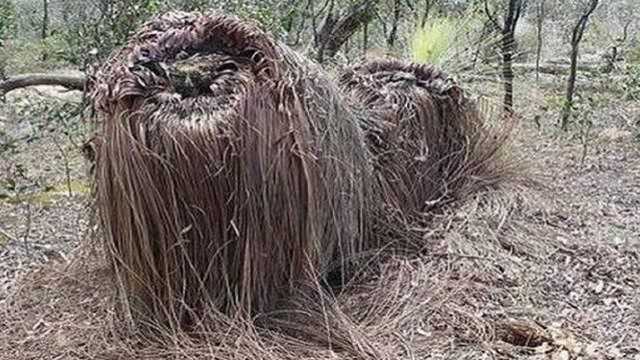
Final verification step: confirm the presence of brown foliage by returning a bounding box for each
[340,59,516,222]
[89,12,374,329]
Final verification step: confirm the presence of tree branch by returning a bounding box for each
[0,73,86,95]
[572,0,599,45]
[484,0,502,32]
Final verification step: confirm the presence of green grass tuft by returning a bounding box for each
[410,18,457,65]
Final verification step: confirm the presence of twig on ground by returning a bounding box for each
[22,202,32,257]
[0,226,18,244]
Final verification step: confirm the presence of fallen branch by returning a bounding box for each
[0,73,86,95]
[513,63,601,75]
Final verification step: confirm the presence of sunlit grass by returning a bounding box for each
[410,18,456,65]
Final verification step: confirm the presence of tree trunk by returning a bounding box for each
[41,0,48,40]
[483,0,523,114]
[561,45,579,131]
[501,0,521,114]
[314,0,336,62]
[535,0,545,82]
[560,0,599,131]
[315,0,379,63]
[421,0,432,28]
[362,21,368,56]
[41,0,49,61]
[386,0,402,49]
[603,46,617,73]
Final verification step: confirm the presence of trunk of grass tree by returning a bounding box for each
[560,0,599,131]
[535,0,545,82]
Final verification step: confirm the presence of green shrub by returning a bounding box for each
[0,0,14,47]
[409,8,489,69]
[622,63,640,100]
[543,94,566,112]
[1,35,70,74]
[0,0,15,77]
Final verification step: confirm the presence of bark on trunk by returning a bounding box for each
[386,0,402,49]
[41,0,48,40]
[501,0,521,114]
[535,0,545,82]
[41,0,49,61]
[561,46,579,130]
[484,0,524,114]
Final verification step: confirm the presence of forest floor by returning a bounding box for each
[0,73,638,359]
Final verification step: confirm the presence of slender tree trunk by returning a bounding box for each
[41,0,48,40]
[502,38,514,113]
[362,21,369,56]
[560,0,599,131]
[501,0,520,114]
[386,0,402,49]
[41,0,49,61]
[561,45,579,131]
[311,0,318,47]
[484,0,522,114]
[535,0,545,82]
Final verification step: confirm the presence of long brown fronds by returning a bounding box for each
[339,59,520,227]
[89,11,373,329]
